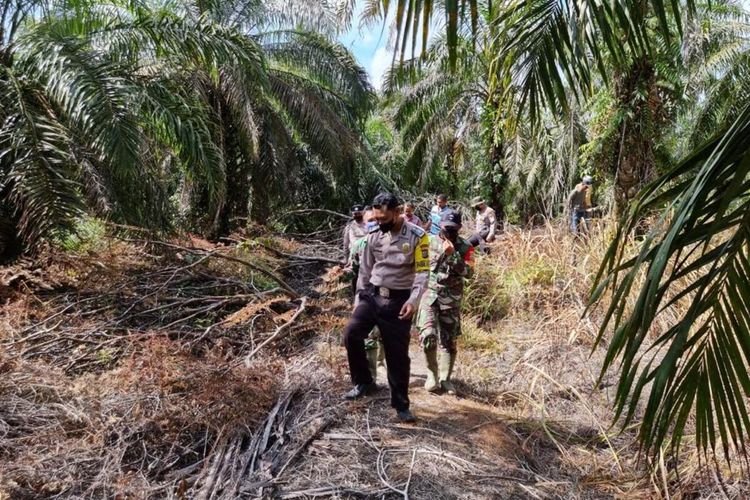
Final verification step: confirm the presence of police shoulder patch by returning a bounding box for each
[408,224,426,238]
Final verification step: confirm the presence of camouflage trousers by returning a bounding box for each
[416,301,461,353]
[364,327,381,350]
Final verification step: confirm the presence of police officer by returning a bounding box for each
[468,196,497,254]
[343,204,367,263]
[418,211,474,395]
[342,193,430,422]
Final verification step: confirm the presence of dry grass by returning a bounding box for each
[452,222,750,498]
[1,224,746,499]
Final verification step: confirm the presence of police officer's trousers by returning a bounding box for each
[344,286,411,411]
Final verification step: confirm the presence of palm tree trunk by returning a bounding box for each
[488,140,506,222]
[612,58,659,215]
[446,138,459,198]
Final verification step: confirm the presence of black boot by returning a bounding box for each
[343,383,377,400]
[396,409,416,422]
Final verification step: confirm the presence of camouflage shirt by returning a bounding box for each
[349,236,368,276]
[422,235,474,310]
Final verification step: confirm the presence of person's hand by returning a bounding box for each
[442,238,455,255]
[399,302,415,320]
[419,332,436,349]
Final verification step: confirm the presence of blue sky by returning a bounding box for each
[338,8,393,91]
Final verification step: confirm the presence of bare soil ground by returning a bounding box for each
[1,231,747,499]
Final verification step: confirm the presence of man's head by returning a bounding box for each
[372,193,401,232]
[582,175,593,188]
[404,202,415,217]
[436,194,448,209]
[440,210,461,242]
[351,204,365,221]
[471,196,486,210]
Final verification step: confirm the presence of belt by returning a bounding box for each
[370,285,410,300]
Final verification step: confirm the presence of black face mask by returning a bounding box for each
[379,217,396,233]
[353,214,363,222]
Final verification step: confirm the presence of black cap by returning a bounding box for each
[441,210,461,228]
[351,204,365,213]
[372,192,400,210]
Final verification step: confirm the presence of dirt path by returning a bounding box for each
[277,338,545,499]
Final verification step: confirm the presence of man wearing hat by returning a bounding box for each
[342,204,368,264]
[468,196,497,251]
[341,193,430,422]
[417,210,474,395]
[567,175,594,234]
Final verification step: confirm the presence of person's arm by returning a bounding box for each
[407,233,430,307]
[342,224,351,260]
[463,246,475,279]
[356,234,374,292]
[486,210,497,242]
[567,189,577,210]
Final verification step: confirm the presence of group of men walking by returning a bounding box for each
[340,193,493,422]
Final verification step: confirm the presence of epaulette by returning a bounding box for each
[408,223,426,238]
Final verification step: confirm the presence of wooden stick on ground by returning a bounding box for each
[257,241,343,265]
[243,297,308,367]
[120,238,300,299]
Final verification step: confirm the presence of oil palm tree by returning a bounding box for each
[0,0,373,256]
[0,0,263,257]
[488,0,750,464]
[383,0,750,467]
[175,0,374,234]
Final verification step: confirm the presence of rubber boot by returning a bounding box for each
[377,340,386,368]
[366,348,378,383]
[438,351,457,395]
[424,347,440,392]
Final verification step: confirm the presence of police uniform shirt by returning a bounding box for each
[357,221,430,306]
[475,206,497,234]
[343,220,368,255]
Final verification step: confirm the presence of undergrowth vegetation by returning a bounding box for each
[454,223,749,496]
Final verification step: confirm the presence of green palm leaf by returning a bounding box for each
[591,103,750,462]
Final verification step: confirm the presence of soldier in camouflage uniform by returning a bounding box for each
[417,210,474,395]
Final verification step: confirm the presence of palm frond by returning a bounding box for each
[0,68,82,247]
[591,102,750,462]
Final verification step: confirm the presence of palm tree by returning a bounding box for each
[174,0,374,235]
[490,0,750,464]
[385,35,488,191]
[0,0,374,257]
[383,0,750,466]
[0,0,262,257]
[382,2,522,218]
[366,0,481,68]
[383,3,585,221]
